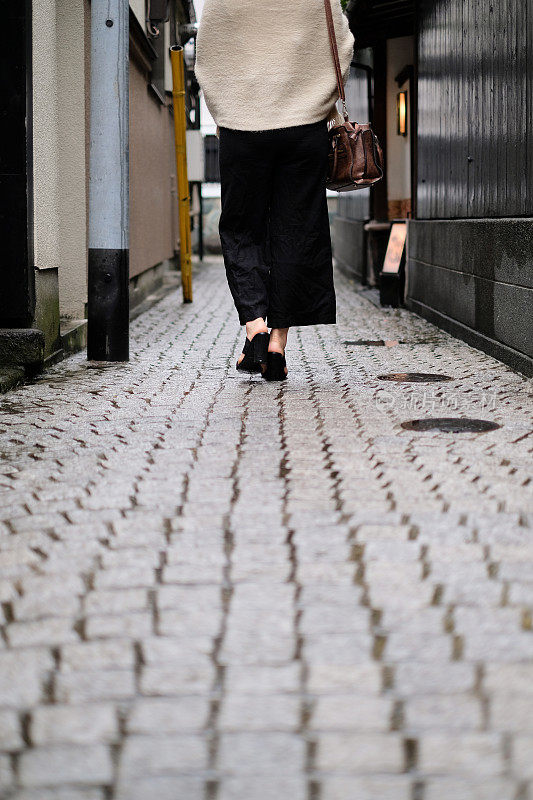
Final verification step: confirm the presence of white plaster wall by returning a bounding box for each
[32,0,60,272]
[33,0,88,320]
[386,36,414,202]
[194,0,216,135]
[130,0,146,27]
[164,22,173,93]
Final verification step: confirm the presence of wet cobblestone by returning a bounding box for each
[0,257,532,799]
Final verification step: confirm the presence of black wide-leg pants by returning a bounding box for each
[218,119,336,329]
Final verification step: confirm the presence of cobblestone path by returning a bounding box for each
[1,258,532,800]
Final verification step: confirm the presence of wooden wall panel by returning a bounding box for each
[528,0,533,204]
[417,0,530,219]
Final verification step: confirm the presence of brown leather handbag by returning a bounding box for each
[324,0,384,192]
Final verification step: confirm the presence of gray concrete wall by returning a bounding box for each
[332,217,366,283]
[407,218,533,376]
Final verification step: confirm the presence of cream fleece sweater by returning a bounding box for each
[194,0,355,132]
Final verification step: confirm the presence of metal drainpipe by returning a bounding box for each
[170,45,193,303]
[87,0,130,362]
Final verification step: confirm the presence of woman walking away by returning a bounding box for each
[194,0,355,380]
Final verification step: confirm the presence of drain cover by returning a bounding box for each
[344,339,396,346]
[344,339,438,346]
[378,372,453,382]
[402,418,501,433]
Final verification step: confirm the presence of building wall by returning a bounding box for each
[416,0,530,219]
[0,0,191,372]
[32,0,88,326]
[408,0,533,375]
[130,0,145,26]
[129,44,179,281]
[33,0,182,311]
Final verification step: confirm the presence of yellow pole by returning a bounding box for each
[170,45,193,303]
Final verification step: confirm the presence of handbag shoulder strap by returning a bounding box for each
[324,0,349,120]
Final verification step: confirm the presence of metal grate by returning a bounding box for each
[378,373,453,382]
[401,418,501,433]
[204,135,220,183]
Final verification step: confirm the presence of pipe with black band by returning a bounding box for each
[88,0,130,362]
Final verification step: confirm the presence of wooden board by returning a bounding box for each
[382,222,407,274]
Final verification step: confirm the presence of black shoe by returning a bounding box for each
[262,351,288,381]
[236,332,269,373]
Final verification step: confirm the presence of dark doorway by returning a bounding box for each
[0,0,34,327]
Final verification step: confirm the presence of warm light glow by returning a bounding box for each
[397,91,407,136]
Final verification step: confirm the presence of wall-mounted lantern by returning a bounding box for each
[397,91,407,136]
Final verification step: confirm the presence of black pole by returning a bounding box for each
[198,182,204,262]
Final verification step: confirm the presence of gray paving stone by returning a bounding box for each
[0,753,15,791]
[127,697,209,734]
[299,584,364,607]
[404,694,482,730]
[319,776,412,800]
[10,789,104,800]
[512,735,533,780]
[356,524,413,542]
[0,258,531,797]
[454,607,520,633]
[394,662,476,695]
[299,606,370,634]
[118,734,207,777]
[218,776,307,800]
[223,664,301,695]
[31,704,119,745]
[13,592,82,622]
[423,778,516,800]
[303,633,373,665]
[84,589,149,616]
[217,733,306,775]
[85,611,153,640]
[162,562,223,584]
[462,632,533,662]
[507,583,533,605]
[115,776,205,800]
[93,565,156,590]
[220,633,295,665]
[307,663,382,695]
[219,693,300,731]
[418,733,505,776]
[60,640,135,671]
[315,733,404,773]
[310,694,393,732]
[490,694,533,731]
[6,618,79,648]
[483,664,533,694]
[19,744,114,787]
[55,669,136,703]
[140,664,214,696]
[0,649,54,707]
[140,635,213,665]
[0,708,23,750]
[383,632,451,662]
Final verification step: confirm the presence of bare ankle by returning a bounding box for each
[245,318,268,339]
[269,327,289,354]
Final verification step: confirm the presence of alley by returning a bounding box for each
[0,258,532,800]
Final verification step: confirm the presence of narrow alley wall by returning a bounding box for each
[408,0,533,376]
